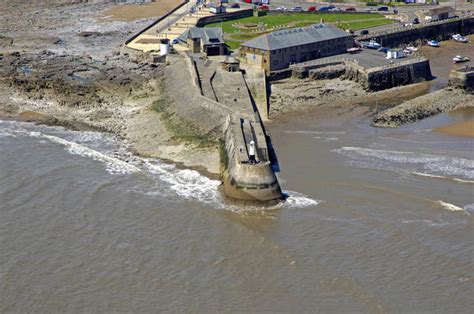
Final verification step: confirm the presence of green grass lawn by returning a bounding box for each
[204,12,394,50]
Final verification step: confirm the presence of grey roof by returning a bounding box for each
[241,24,351,51]
[426,6,454,16]
[178,27,224,45]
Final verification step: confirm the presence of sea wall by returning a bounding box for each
[195,9,254,27]
[449,67,474,92]
[365,59,432,91]
[357,17,474,48]
[223,116,282,201]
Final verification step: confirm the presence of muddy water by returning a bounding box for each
[1,105,473,312]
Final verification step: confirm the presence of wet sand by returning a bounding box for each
[436,119,474,137]
[102,0,182,21]
[419,35,474,82]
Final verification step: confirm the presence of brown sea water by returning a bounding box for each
[1,106,473,312]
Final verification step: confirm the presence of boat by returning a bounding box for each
[452,55,470,63]
[452,34,468,43]
[427,40,440,47]
[360,39,381,49]
[347,47,362,54]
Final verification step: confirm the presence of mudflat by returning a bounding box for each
[436,119,474,137]
[102,0,183,21]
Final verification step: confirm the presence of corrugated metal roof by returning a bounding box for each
[241,24,351,51]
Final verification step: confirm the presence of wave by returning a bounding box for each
[411,172,474,184]
[435,200,470,214]
[1,120,321,210]
[333,146,474,182]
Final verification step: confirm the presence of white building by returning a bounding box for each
[423,6,455,22]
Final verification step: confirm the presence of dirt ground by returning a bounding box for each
[102,0,183,21]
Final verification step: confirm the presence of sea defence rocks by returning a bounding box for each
[222,116,282,201]
[372,88,474,127]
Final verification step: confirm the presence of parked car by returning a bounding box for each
[230,3,240,8]
[393,9,398,14]
[360,29,369,35]
[345,7,356,12]
[291,6,303,12]
[258,4,269,10]
[307,6,317,12]
[276,6,287,11]
[377,6,388,11]
[319,6,335,11]
[412,17,420,24]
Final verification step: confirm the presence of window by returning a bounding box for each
[273,60,278,65]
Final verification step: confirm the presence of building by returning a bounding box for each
[240,24,354,72]
[423,6,455,22]
[207,2,226,14]
[178,27,227,56]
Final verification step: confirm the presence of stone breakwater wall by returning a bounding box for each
[222,116,282,201]
[195,9,254,27]
[292,57,432,92]
[163,55,233,137]
[357,17,474,48]
[449,67,474,92]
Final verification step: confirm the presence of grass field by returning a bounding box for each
[204,12,394,49]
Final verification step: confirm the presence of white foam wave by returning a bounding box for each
[283,191,322,209]
[464,204,474,214]
[40,134,140,175]
[436,200,469,214]
[411,172,447,179]
[333,147,474,181]
[144,160,221,204]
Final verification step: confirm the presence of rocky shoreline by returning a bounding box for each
[372,87,474,128]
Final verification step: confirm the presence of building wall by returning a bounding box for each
[241,36,353,72]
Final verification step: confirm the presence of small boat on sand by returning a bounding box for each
[427,40,440,47]
[452,55,470,63]
[452,34,468,43]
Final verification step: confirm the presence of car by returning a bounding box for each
[360,29,369,35]
[345,7,356,12]
[253,1,262,5]
[393,9,398,14]
[319,6,335,11]
[258,5,269,10]
[230,3,240,8]
[377,6,388,11]
[412,18,420,24]
[307,6,317,12]
[291,6,303,12]
[276,6,287,11]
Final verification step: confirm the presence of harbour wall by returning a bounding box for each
[357,17,474,48]
[449,67,474,92]
[291,57,432,92]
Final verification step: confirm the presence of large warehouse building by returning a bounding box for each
[240,24,354,72]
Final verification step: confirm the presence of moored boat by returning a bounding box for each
[452,34,468,43]
[427,40,440,47]
[452,55,470,63]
